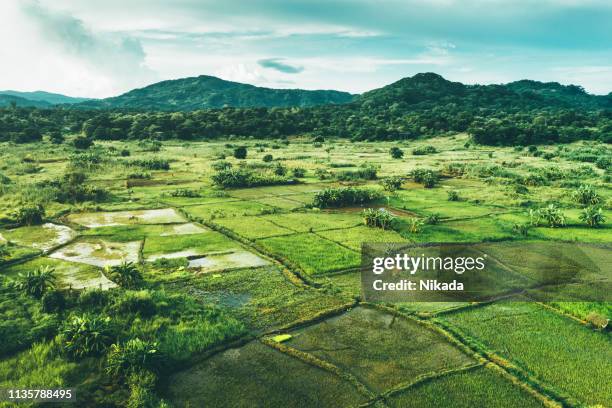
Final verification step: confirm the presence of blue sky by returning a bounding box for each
[1,0,611,98]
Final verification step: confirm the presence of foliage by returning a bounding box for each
[61,314,114,358]
[529,204,566,228]
[381,176,404,192]
[13,204,45,225]
[335,165,377,181]
[126,158,170,170]
[405,217,425,233]
[292,167,306,178]
[106,338,162,378]
[211,168,294,189]
[362,208,396,230]
[411,169,439,188]
[412,145,438,155]
[107,262,142,289]
[41,290,66,313]
[313,187,382,208]
[447,190,459,201]
[233,146,247,159]
[579,206,606,228]
[16,266,57,298]
[389,147,404,159]
[571,184,601,206]
[262,154,273,162]
[512,223,530,237]
[424,213,441,225]
[72,136,94,149]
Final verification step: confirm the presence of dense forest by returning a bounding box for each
[1,73,611,146]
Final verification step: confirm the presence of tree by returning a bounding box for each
[529,204,566,228]
[262,154,273,162]
[389,147,404,159]
[16,266,57,298]
[62,314,113,358]
[363,208,396,230]
[49,131,65,144]
[233,146,247,159]
[572,184,601,206]
[13,204,45,225]
[73,136,93,150]
[579,206,606,228]
[381,176,403,192]
[107,262,142,288]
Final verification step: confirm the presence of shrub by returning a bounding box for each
[529,204,566,228]
[424,213,441,225]
[72,136,93,150]
[512,223,530,237]
[389,147,404,159]
[579,206,606,228]
[106,338,162,378]
[362,208,396,230]
[212,168,294,189]
[127,158,170,170]
[381,176,403,192]
[315,168,332,180]
[412,145,437,155]
[313,136,325,143]
[514,184,529,194]
[447,190,459,201]
[336,165,377,181]
[62,314,114,358]
[273,162,287,176]
[78,289,109,309]
[572,184,601,206]
[0,244,9,260]
[262,154,273,162]
[233,146,247,159]
[595,156,611,170]
[112,290,158,318]
[410,169,439,188]
[313,187,382,208]
[586,312,609,330]
[42,290,66,313]
[169,188,200,198]
[405,217,424,233]
[120,149,131,157]
[13,204,45,225]
[211,161,232,171]
[107,262,142,289]
[15,266,56,298]
[292,167,306,178]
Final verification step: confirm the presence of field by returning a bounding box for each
[0,134,610,407]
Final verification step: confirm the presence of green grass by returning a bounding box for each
[143,231,238,258]
[183,200,274,219]
[286,307,475,392]
[164,341,367,407]
[261,211,362,232]
[214,215,294,239]
[259,233,360,274]
[317,225,409,251]
[388,366,543,408]
[441,301,612,406]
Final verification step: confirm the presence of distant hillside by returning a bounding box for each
[0,90,90,105]
[355,73,611,110]
[75,75,354,110]
[0,94,51,108]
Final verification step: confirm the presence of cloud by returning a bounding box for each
[258,58,304,74]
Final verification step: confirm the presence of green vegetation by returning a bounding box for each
[313,187,382,208]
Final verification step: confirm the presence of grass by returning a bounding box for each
[261,211,362,233]
[318,225,409,251]
[214,215,294,239]
[163,341,367,407]
[286,307,475,392]
[259,233,360,275]
[143,231,238,258]
[441,301,612,406]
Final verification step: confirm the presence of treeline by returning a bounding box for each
[1,74,611,145]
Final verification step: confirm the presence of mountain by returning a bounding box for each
[0,90,91,105]
[0,94,52,108]
[75,75,354,110]
[355,72,611,110]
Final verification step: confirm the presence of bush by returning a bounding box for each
[572,184,601,206]
[262,154,273,162]
[389,147,404,159]
[211,161,232,171]
[169,188,200,198]
[447,190,459,201]
[362,208,396,230]
[42,290,66,313]
[411,169,439,188]
[336,165,377,181]
[233,146,247,159]
[313,187,382,208]
[111,290,158,318]
[73,136,94,150]
[412,145,437,155]
[405,217,424,233]
[529,205,566,228]
[273,162,287,176]
[106,338,162,378]
[62,314,114,358]
[313,136,325,143]
[292,167,306,178]
[579,206,606,228]
[212,168,294,189]
[78,289,109,309]
[106,262,142,288]
[13,204,45,225]
[16,266,56,298]
[127,158,170,171]
[120,149,131,157]
[512,223,530,237]
[424,213,441,225]
[381,176,403,192]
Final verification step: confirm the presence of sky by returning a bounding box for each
[1,0,611,98]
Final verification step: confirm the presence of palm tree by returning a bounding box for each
[16,266,57,298]
[107,261,141,288]
[579,206,606,228]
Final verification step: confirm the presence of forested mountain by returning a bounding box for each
[0,90,91,105]
[75,75,354,110]
[1,73,611,146]
[0,94,52,108]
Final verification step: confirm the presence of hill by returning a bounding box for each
[0,90,90,105]
[76,75,354,110]
[0,94,52,108]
